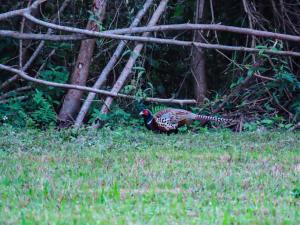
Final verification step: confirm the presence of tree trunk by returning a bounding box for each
[191,0,207,104]
[58,0,107,127]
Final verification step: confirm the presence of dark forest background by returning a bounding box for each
[0,0,299,130]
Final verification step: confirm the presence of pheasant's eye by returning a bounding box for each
[143,110,149,116]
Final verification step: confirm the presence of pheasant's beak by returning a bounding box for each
[139,111,144,116]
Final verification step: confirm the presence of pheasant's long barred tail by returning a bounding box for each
[196,115,232,123]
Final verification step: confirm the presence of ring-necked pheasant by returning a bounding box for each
[139,108,234,134]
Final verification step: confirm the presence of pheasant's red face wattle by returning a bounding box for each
[143,109,149,116]
[139,109,150,116]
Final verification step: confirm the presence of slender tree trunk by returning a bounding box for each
[191,0,207,104]
[58,0,107,127]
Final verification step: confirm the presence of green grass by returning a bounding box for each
[0,126,299,224]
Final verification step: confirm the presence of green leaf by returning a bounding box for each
[174,5,184,17]
[261,119,273,125]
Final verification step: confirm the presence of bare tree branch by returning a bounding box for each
[0,30,85,40]
[0,0,46,21]
[0,64,196,105]
[1,8,299,58]
[0,96,28,104]
[0,14,295,58]
[23,13,300,43]
[0,0,72,90]
[2,0,300,44]
[0,86,32,100]
[1,29,299,57]
[2,2,300,44]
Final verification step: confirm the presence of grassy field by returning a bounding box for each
[0,126,299,224]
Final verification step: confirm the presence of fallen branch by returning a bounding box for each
[99,0,169,121]
[253,72,275,81]
[289,122,300,131]
[0,64,196,105]
[212,74,254,114]
[0,96,28,104]
[0,86,32,99]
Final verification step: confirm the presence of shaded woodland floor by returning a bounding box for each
[0,127,299,224]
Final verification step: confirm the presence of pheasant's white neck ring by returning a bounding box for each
[147,118,153,125]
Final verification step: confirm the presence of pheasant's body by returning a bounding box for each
[140,108,233,134]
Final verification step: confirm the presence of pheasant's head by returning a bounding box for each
[139,109,152,118]
[139,109,154,130]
